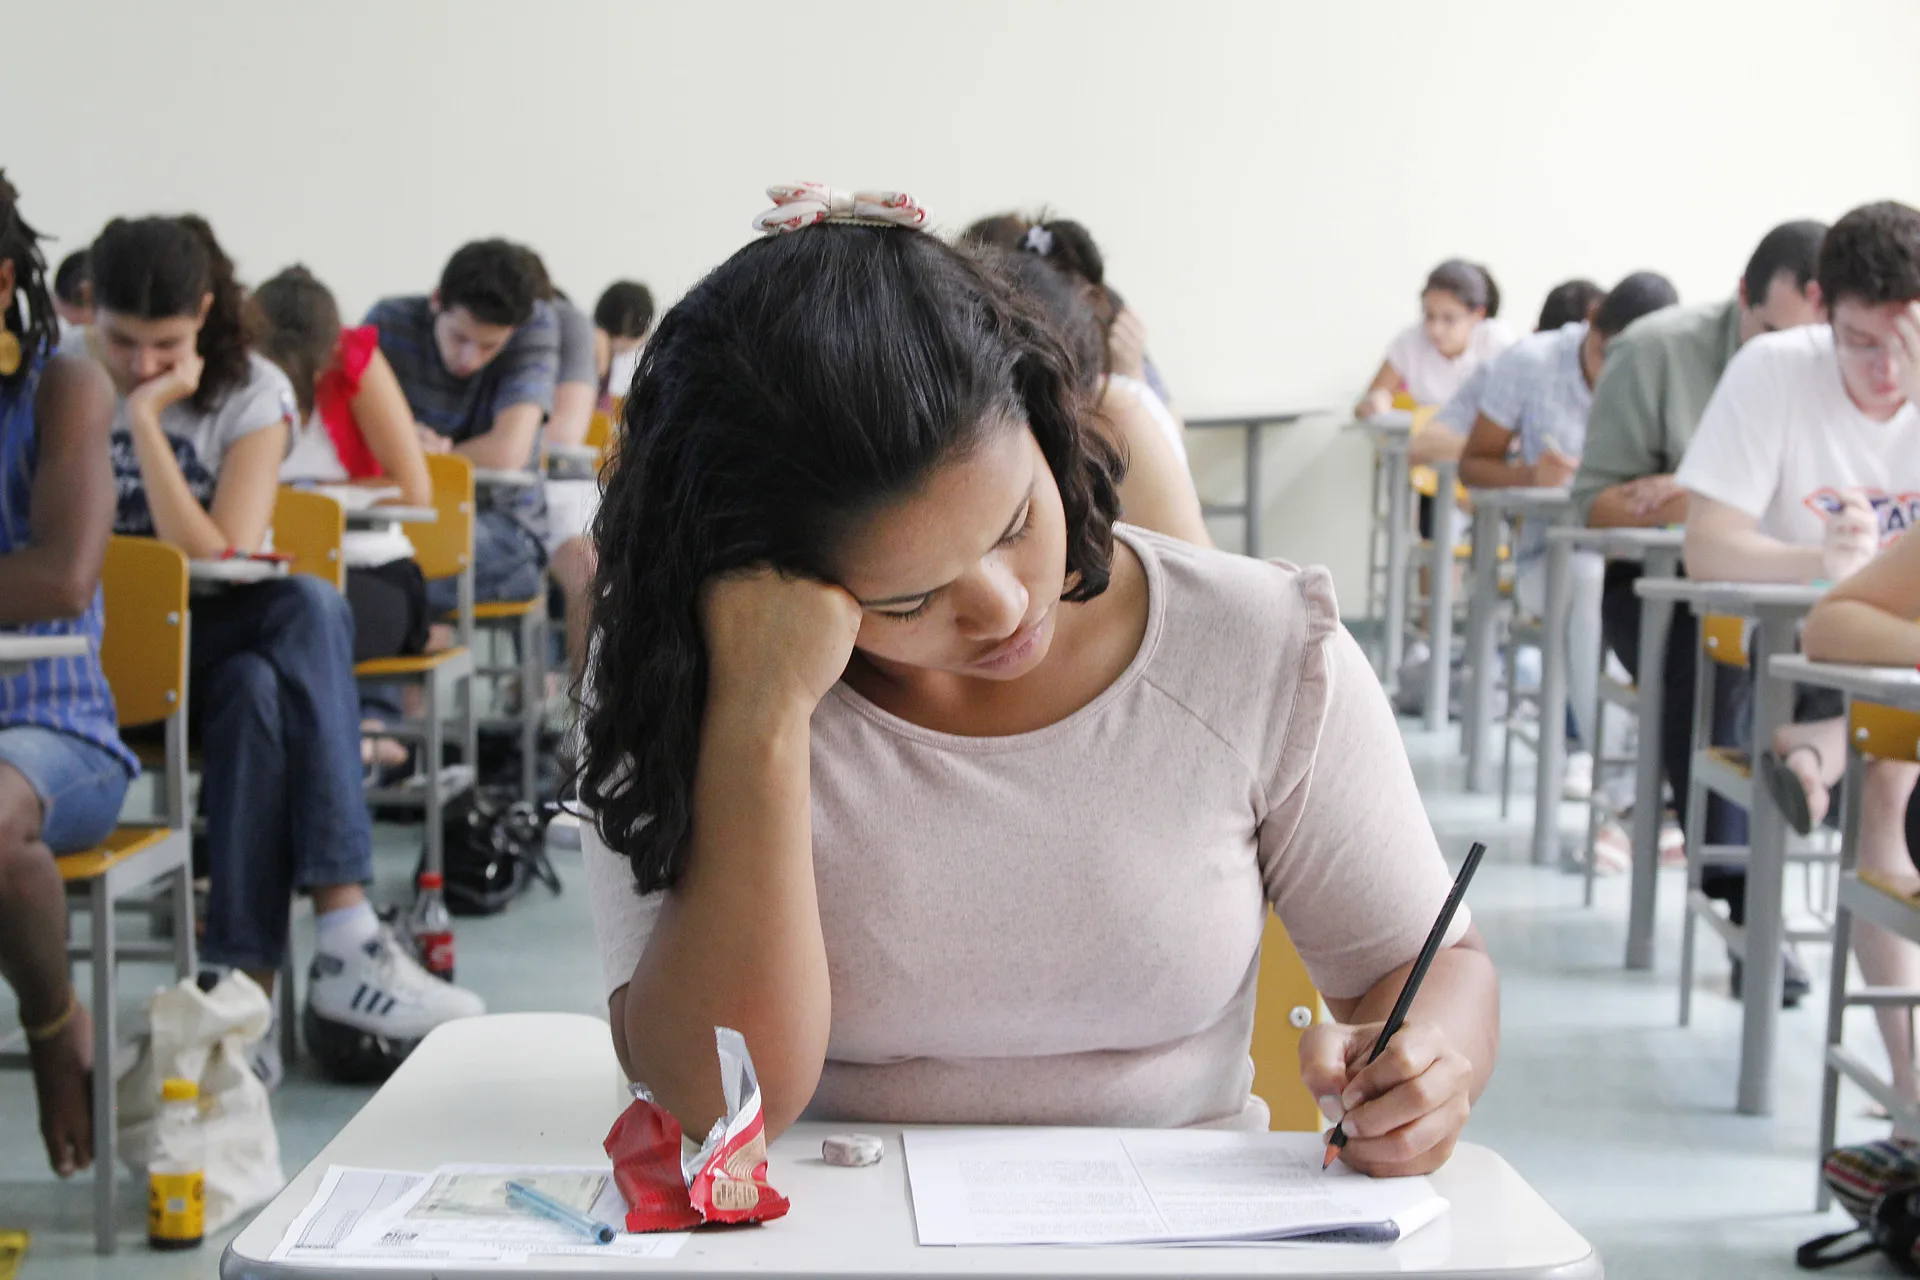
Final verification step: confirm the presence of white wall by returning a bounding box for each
[16,0,1920,606]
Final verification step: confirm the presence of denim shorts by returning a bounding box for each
[0,725,132,853]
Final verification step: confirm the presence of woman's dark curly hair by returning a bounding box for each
[0,170,57,390]
[581,223,1124,894]
[91,215,254,413]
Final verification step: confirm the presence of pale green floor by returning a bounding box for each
[0,725,1891,1278]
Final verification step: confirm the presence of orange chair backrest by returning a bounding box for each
[411,454,476,583]
[1701,614,1751,668]
[1250,912,1324,1132]
[272,488,346,590]
[99,537,189,729]
[1852,702,1920,763]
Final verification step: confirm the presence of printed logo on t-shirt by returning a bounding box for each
[111,430,217,538]
[1804,487,1920,544]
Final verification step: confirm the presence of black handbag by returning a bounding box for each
[422,787,561,916]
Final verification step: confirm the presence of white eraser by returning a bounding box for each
[823,1133,884,1167]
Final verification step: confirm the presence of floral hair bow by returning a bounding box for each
[751,183,928,236]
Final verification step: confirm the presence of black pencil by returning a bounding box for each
[1322,841,1487,1171]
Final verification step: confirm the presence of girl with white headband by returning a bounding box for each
[579,183,1499,1177]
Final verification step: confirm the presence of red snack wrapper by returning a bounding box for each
[604,1027,791,1232]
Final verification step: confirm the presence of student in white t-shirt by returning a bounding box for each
[1355,259,1518,432]
[1678,200,1920,1089]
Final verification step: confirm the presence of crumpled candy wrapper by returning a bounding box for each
[605,1026,791,1231]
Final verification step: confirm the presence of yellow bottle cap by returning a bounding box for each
[160,1078,198,1102]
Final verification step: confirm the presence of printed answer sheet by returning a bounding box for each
[904,1128,1448,1246]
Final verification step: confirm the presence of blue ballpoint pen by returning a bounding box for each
[504,1181,617,1245]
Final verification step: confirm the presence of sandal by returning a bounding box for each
[1758,745,1821,837]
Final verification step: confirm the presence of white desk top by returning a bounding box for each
[225,1014,1597,1280]
[345,505,438,527]
[545,442,601,463]
[1465,486,1573,514]
[473,467,539,489]
[1548,525,1683,556]
[1634,578,1825,615]
[190,557,289,585]
[0,633,88,674]
[1770,655,1920,710]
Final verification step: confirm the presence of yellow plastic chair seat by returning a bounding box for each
[1852,703,1920,762]
[356,646,472,679]
[57,827,173,882]
[1702,745,1754,780]
[463,599,542,622]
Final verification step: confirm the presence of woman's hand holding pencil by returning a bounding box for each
[1299,1018,1475,1177]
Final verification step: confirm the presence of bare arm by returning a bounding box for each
[1803,528,1920,665]
[1408,423,1465,467]
[1682,493,1821,584]
[547,380,597,449]
[1095,381,1210,547]
[1323,927,1499,1104]
[1587,476,1689,529]
[608,572,859,1140]
[130,406,286,559]
[1456,415,1523,489]
[1353,360,1400,420]
[349,349,432,507]
[0,355,116,622]
[451,401,543,471]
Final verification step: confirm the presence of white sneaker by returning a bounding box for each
[307,926,485,1041]
[1562,750,1594,802]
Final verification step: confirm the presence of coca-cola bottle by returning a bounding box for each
[409,872,456,982]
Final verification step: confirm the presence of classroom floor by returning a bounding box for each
[0,722,1892,1278]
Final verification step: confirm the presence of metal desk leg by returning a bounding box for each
[1383,445,1411,697]
[1424,461,1458,735]
[1625,567,1675,971]
[1737,613,1797,1115]
[1243,419,1263,557]
[1533,532,1572,865]
[1462,496,1500,788]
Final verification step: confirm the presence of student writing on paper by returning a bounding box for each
[1354,259,1516,438]
[1677,201,1920,1043]
[579,184,1500,1179]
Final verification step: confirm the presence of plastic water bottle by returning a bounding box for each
[409,872,456,982]
[147,1077,205,1251]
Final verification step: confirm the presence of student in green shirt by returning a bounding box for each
[1571,220,1826,1003]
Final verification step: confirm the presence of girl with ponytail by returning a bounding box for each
[1355,257,1517,421]
[77,215,485,1074]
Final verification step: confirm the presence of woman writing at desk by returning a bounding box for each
[580,185,1500,1177]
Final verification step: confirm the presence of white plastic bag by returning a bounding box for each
[117,973,285,1232]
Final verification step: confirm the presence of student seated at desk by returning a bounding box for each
[1804,521,1920,1110]
[51,247,92,336]
[1426,279,1604,470]
[1458,272,1677,810]
[251,265,433,664]
[367,240,559,612]
[593,279,653,409]
[580,187,1499,1178]
[0,173,132,1178]
[1571,220,1827,976]
[986,245,1209,546]
[1354,259,1516,436]
[1677,201,1920,1005]
[79,216,484,1084]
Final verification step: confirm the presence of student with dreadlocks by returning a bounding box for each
[0,172,131,1178]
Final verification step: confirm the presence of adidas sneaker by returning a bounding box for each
[307,926,485,1042]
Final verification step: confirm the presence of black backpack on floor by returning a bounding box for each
[421,787,560,916]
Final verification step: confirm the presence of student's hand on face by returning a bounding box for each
[1891,301,1920,408]
[700,567,863,720]
[1822,488,1880,583]
[124,351,205,416]
[414,424,452,455]
[1300,1018,1473,1177]
[1356,388,1395,421]
[1531,445,1578,490]
[1622,473,1685,517]
[1106,306,1149,382]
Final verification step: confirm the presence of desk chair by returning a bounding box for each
[1817,700,1920,1205]
[1582,629,1640,909]
[0,537,196,1254]
[448,469,548,803]
[584,408,614,455]
[1248,912,1323,1132]
[1677,614,1834,1026]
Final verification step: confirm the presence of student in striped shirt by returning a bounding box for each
[0,172,134,1178]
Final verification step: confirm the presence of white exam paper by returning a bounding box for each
[903,1128,1448,1247]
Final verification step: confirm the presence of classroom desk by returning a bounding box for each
[189,557,290,587]
[224,1013,1600,1280]
[1543,527,1683,942]
[0,632,87,676]
[1461,488,1573,792]
[1354,415,1413,693]
[345,505,438,528]
[1634,578,1825,1115]
[473,467,539,489]
[1184,410,1314,558]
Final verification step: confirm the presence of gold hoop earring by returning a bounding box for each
[0,331,20,378]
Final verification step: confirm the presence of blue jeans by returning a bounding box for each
[190,577,373,971]
[0,725,130,853]
[426,510,546,613]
